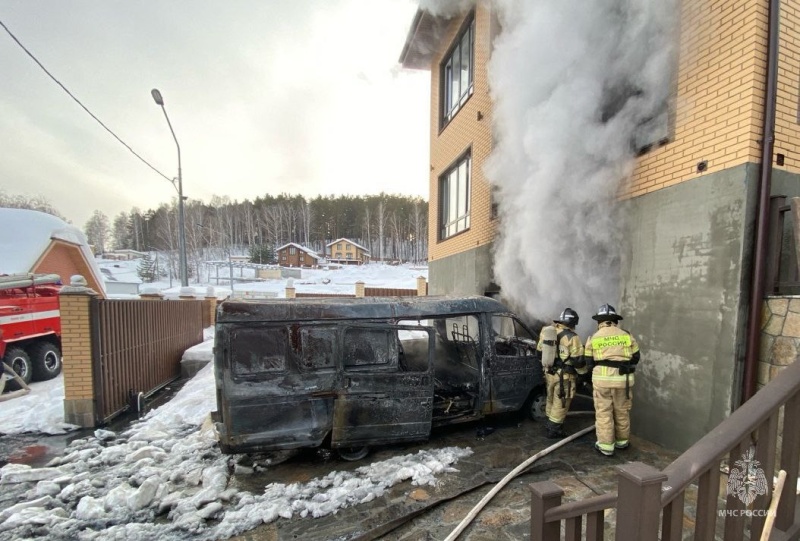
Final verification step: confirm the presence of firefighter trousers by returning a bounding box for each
[593,385,632,452]
[545,372,575,425]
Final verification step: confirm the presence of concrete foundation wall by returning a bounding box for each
[429,243,495,297]
[620,163,758,451]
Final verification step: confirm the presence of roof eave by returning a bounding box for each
[399,8,451,70]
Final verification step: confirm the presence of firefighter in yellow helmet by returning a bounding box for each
[583,304,640,456]
[536,308,586,438]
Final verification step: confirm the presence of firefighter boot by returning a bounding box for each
[546,420,567,439]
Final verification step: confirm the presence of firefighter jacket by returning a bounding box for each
[584,321,640,388]
[537,323,587,375]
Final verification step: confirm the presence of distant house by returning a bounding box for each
[102,249,147,261]
[0,208,107,297]
[326,238,370,265]
[276,243,322,268]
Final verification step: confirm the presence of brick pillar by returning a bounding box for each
[416,276,427,296]
[355,281,365,297]
[285,278,296,299]
[205,287,218,325]
[59,282,99,428]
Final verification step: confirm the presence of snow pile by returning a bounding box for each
[0,375,77,435]
[0,361,471,540]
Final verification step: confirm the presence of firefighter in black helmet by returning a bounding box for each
[536,308,586,438]
[584,304,640,456]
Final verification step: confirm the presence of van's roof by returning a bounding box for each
[217,295,512,323]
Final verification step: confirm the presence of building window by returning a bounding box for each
[336,252,342,258]
[440,151,471,240]
[441,15,475,126]
[337,243,342,249]
[300,255,304,261]
[289,247,296,255]
[281,255,287,261]
[346,254,352,259]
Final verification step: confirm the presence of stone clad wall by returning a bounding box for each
[760,296,800,388]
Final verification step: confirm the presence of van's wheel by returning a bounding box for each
[526,389,547,421]
[337,446,369,461]
[30,343,62,381]
[3,348,33,391]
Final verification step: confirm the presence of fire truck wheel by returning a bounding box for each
[30,343,62,381]
[3,348,33,390]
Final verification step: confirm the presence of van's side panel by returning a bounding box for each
[215,324,337,453]
[332,324,434,447]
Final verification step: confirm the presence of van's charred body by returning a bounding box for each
[212,296,544,455]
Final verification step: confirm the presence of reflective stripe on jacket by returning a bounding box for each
[585,322,639,387]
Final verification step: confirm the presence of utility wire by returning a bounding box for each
[0,18,173,184]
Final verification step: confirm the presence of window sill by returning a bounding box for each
[438,226,471,243]
[438,89,474,136]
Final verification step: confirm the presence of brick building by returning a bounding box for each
[0,208,106,297]
[326,238,370,265]
[400,1,800,450]
[276,242,322,268]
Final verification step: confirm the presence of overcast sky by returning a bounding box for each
[0,0,430,227]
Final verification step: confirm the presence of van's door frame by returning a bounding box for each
[485,313,540,413]
[332,323,434,448]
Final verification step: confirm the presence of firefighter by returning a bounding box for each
[537,308,586,439]
[584,304,640,457]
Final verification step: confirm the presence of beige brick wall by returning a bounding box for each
[428,4,497,262]
[59,292,95,400]
[775,2,800,173]
[624,0,769,197]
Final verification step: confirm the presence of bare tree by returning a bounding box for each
[111,212,130,250]
[0,190,66,220]
[84,210,110,254]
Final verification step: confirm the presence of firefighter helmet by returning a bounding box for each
[592,303,623,322]
[554,307,579,328]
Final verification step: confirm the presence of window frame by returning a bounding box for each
[440,13,475,129]
[439,149,472,241]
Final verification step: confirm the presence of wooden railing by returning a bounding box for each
[530,358,800,540]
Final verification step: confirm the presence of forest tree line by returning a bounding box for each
[81,193,428,278]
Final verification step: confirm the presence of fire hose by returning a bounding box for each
[0,362,32,402]
[443,424,594,541]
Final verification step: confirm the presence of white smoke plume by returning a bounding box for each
[420,0,678,331]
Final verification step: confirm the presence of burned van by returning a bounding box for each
[212,295,544,459]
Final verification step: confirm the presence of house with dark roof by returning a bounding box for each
[276,243,322,268]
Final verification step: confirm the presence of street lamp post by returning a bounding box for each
[151,88,189,287]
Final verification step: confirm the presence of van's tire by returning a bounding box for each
[30,342,62,381]
[337,446,369,461]
[3,348,33,391]
[525,388,547,421]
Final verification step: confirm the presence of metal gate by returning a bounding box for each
[91,299,204,423]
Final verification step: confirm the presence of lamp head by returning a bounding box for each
[151,89,164,105]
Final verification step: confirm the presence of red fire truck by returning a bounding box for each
[0,274,63,390]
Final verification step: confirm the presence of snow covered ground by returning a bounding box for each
[0,262,477,541]
[97,257,429,300]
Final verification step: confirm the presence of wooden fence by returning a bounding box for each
[530,357,800,540]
